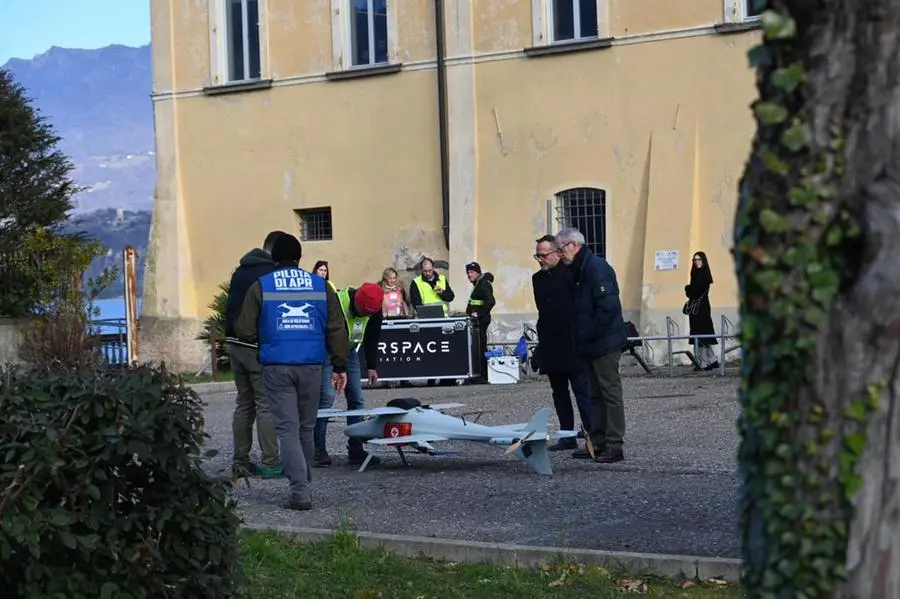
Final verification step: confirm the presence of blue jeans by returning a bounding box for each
[547,368,592,432]
[314,348,365,454]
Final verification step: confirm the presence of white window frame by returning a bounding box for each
[331,0,398,71]
[723,0,763,24]
[532,0,609,47]
[208,0,267,86]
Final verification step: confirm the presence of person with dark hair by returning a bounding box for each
[531,234,592,452]
[464,261,495,381]
[684,251,718,371]
[233,233,350,511]
[312,260,336,291]
[314,281,385,467]
[224,230,287,480]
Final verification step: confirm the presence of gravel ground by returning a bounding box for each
[199,371,742,559]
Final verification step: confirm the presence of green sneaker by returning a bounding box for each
[258,464,284,479]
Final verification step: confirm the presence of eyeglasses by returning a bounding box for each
[533,250,558,260]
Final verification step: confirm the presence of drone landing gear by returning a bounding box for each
[396,446,410,467]
[356,444,414,473]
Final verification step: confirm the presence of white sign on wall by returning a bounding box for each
[654,250,679,271]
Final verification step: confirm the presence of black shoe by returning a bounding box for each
[284,497,312,511]
[232,462,257,479]
[313,450,332,467]
[593,445,624,463]
[703,361,720,371]
[549,439,577,451]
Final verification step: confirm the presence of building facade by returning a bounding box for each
[144,0,762,371]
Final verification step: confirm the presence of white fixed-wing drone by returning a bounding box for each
[317,398,580,475]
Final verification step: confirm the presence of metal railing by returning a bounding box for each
[90,318,130,367]
[486,314,742,378]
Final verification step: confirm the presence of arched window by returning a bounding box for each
[554,187,607,258]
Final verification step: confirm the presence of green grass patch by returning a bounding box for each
[181,370,235,384]
[239,529,746,598]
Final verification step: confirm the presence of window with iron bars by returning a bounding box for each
[553,187,607,258]
[295,207,333,242]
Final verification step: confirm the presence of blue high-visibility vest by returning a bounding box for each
[257,267,329,365]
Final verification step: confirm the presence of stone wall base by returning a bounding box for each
[138,316,208,374]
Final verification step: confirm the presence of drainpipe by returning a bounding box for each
[435,0,450,250]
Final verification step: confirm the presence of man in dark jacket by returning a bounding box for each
[531,235,592,452]
[314,282,385,467]
[224,230,287,479]
[556,227,628,463]
[464,261,495,381]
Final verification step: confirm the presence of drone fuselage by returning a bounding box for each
[344,407,543,445]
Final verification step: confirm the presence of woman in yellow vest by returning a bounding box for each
[409,257,454,317]
[313,260,337,292]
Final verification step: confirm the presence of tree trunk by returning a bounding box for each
[733,1,900,598]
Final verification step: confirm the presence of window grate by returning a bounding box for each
[554,187,607,258]
[295,207,333,242]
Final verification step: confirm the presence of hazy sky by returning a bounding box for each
[0,0,150,64]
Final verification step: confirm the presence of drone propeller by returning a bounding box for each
[581,424,595,459]
[505,430,536,455]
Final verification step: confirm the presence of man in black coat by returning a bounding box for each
[556,227,628,464]
[531,235,592,452]
[224,230,287,479]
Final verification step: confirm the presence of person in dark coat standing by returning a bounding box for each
[464,261,495,381]
[684,251,719,371]
[224,230,288,480]
[531,235,592,452]
[556,227,628,464]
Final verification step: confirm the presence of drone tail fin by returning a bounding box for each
[508,407,553,475]
[509,439,552,475]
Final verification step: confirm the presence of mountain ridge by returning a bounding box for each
[2,44,155,298]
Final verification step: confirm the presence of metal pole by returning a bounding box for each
[719,315,726,375]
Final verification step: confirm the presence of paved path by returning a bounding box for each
[199,372,742,559]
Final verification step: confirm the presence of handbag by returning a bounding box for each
[682,297,703,316]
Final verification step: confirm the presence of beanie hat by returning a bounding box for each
[465,261,481,274]
[353,282,384,315]
[271,234,302,263]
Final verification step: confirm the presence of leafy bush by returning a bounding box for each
[0,363,243,598]
[196,280,231,373]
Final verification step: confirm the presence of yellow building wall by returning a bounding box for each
[143,0,761,370]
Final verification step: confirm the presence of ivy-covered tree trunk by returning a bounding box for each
[734,1,900,598]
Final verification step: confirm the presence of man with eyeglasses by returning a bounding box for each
[531,235,593,454]
[555,227,628,464]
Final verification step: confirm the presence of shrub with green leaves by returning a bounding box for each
[0,363,243,598]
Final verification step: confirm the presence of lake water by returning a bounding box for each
[93,297,141,321]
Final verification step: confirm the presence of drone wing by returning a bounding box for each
[368,433,449,450]
[424,403,466,411]
[316,406,409,418]
[368,433,448,444]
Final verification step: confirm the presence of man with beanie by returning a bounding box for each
[313,282,385,467]
[224,230,286,479]
[234,233,350,510]
[464,262,495,381]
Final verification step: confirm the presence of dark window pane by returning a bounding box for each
[374,0,388,64]
[352,0,370,66]
[227,0,244,81]
[247,0,260,79]
[579,0,598,38]
[745,0,763,16]
[552,0,574,41]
